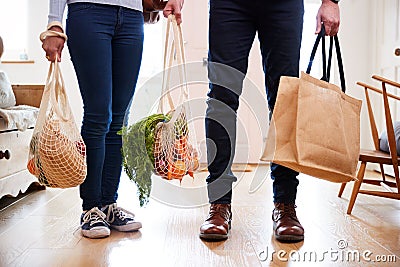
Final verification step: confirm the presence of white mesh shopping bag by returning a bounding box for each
[120,15,199,206]
[27,60,87,188]
[153,14,199,181]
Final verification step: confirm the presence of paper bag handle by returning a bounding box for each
[306,25,346,92]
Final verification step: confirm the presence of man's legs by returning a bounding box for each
[257,0,305,242]
[200,0,256,240]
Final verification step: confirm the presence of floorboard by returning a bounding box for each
[1,165,399,266]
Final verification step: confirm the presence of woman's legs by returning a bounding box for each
[67,3,143,211]
[101,7,144,206]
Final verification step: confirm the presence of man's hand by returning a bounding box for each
[316,0,340,36]
[42,26,65,62]
[163,0,184,25]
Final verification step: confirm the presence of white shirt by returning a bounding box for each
[48,0,143,24]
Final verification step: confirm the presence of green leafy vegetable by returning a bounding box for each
[118,114,169,206]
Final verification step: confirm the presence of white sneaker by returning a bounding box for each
[102,203,142,232]
[80,207,110,239]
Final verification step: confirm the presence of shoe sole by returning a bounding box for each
[199,233,229,241]
[82,227,110,239]
[111,222,142,232]
[274,233,304,242]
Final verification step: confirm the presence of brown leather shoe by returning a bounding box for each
[199,204,232,241]
[272,203,304,242]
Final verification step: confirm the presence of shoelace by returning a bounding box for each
[274,204,299,222]
[206,205,231,221]
[82,208,109,227]
[105,204,135,223]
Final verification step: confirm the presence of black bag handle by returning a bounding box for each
[306,25,346,92]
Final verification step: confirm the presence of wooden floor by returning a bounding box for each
[0,165,399,267]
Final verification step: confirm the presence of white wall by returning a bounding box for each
[0,0,83,124]
[340,0,374,150]
[1,0,375,161]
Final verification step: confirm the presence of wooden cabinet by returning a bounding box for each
[0,129,32,178]
[0,85,44,198]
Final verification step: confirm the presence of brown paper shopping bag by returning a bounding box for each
[261,29,362,183]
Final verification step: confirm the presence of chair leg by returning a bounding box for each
[338,183,346,197]
[347,161,366,215]
[379,163,386,182]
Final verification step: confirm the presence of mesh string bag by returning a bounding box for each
[27,60,87,188]
[153,15,199,181]
[120,15,199,206]
[153,107,199,180]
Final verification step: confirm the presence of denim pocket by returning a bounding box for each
[67,3,95,14]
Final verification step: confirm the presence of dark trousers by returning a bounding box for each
[66,3,144,211]
[206,0,304,204]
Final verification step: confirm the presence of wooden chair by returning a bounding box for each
[338,75,400,214]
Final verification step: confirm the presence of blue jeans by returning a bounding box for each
[206,0,303,204]
[66,3,144,211]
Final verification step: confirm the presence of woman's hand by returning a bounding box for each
[163,0,184,25]
[42,26,65,62]
[316,0,340,36]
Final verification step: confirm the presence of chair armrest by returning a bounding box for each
[372,75,400,89]
[356,82,400,101]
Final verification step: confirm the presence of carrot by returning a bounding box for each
[167,165,173,180]
[167,160,186,180]
[27,158,39,176]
